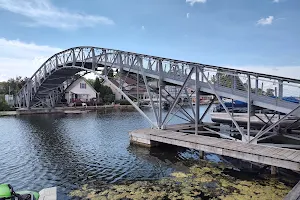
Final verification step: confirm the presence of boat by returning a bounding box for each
[211,112,299,128]
[211,98,300,128]
[0,184,56,200]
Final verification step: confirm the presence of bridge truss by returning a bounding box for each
[16,46,300,148]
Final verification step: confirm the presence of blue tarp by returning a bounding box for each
[218,96,299,111]
[224,100,247,108]
[282,96,299,104]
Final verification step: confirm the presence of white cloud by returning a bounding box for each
[186,13,190,19]
[257,16,274,26]
[186,0,207,6]
[273,0,280,3]
[141,26,145,30]
[0,0,114,29]
[0,38,61,81]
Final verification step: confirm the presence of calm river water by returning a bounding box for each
[0,106,219,199]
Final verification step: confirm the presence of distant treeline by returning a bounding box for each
[0,76,27,95]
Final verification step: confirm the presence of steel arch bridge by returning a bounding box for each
[16,46,300,145]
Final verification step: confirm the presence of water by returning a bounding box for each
[0,107,215,199]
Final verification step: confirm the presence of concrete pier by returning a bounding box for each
[129,128,300,171]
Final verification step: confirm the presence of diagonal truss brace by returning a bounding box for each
[251,105,300,142]
[200,66,246,140]
[161,67,195,127]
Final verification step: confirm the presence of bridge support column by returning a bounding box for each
[158,60,163,129]
[247,74,252,142]
[270,166,278,175]
[195,66,200,135]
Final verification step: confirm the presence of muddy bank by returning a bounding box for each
[70,161,296,200]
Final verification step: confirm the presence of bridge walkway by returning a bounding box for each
[16,46,300,118]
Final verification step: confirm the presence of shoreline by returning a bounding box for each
[0,105,136,116]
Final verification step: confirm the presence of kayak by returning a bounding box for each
[0,184,56,200]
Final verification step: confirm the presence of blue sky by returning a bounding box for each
[0,0,299,80]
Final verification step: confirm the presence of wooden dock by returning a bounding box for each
[284,180,300,200]
[130,128,300,171]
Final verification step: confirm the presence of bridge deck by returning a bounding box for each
[130,128,300,171]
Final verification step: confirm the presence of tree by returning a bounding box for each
[266,88,275,97]
[251,88,264,95]
[86,79,95,86]
[211,73,245,90]
[103,94,115,103]
[102,68,114,78]
[93,77,115,103]
[94,77,102,93]
[0,95,11,111]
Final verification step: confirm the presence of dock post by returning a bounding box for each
[270,166,278,175]
[199,150,204,159]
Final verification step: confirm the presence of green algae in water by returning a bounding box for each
[69,162,294,200]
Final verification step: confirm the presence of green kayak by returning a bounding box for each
[0,184,39,200]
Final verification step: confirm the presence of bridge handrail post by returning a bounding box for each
[233,73,237,91]
[278,80,283,100]
[158,59,163,129]
[255,76,259,95]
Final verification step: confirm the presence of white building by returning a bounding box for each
[103,78,146,101]
[65,78,97,104]
[5,95,14,106]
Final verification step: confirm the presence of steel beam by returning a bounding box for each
[252,105,300,141]
[76,67,158,128]
[161,67,195,127]
[203,126,239,141]
[158,60,163,128]
[247,74,251,142]
[160,90,194,122]
[201,68,246,139]
[195,66,200,135]
[184,88,195,118]
[162,89,194,122]
[139,57,159,124]
[199,96,216,123]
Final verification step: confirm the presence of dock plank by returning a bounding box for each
[275,149,299,160]
[294,154,300,163]
[286,151,300,161]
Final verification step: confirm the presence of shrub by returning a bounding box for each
[0,95,12,111]
[115,99,131,105]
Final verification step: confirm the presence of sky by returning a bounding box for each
[0,0,299,81]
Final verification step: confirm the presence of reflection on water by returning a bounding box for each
[0,107,215,199]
